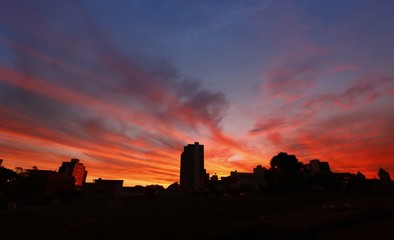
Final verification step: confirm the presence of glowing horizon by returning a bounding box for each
[1,1,393,187]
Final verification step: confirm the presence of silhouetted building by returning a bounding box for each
[211,174,219,182]
[219,165,268,194]
[307,159,331,174]
[180,142,206,192]
[253,165,267,176]
[7,170,75,207]
[378,168,393,191]
[221,168,266,185]
[378,168,392,182]
[83,178,124,200]
[58,158,88,188]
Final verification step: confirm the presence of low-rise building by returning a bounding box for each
[82,178,124,200]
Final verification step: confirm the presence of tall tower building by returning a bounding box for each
[58,158,88,188]
[180,142,206,192]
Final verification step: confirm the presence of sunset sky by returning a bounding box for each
[1,0,393,187]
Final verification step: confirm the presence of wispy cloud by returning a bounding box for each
[0,4,234,185]
[303,74,394,109]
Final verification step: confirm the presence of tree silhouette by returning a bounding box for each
[266,152,304,191]
[270,152,303,176]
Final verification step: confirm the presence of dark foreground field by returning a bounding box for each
[1,192,393,240]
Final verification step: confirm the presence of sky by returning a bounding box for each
[1,0,393,187]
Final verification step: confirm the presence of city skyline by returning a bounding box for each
[1,1,394,187]
[1,143,391,189]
